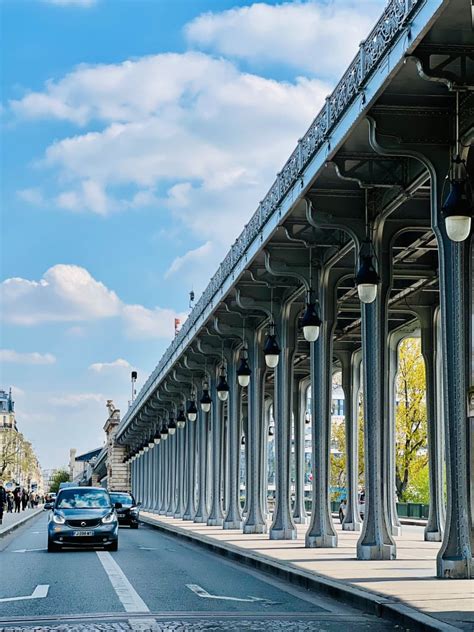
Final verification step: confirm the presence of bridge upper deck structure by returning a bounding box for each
[106,0,473,579]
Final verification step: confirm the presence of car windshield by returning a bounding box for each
[110,493,134,506]
[56,489,111,509]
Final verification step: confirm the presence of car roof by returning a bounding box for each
[57,486,109,493]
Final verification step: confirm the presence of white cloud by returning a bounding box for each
[122,305,187,340]
[11,52,328,245]
[165,241,213,279]
[49,392,104,407]
[185,1,384,78]
[1,264,184,339]
[88,358,131,373]
[1,264,121,325]
[17,188,44,205]
[0,349,56,365]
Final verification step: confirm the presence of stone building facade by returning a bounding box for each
[103,400,130,492]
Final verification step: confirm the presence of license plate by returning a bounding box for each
[73,530,94,536]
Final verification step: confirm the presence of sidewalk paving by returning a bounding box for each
[0,506,43,537]
[141,512,473,632]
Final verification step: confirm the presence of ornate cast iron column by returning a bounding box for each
[270,302,299,540]
[183,417,196,520]
[306,275,337,548]
[166,432,177,516]
[159,438,168,514]
[223,351,243,529]
[338,349,362,531]
[208,366,225,526]
[386,331,403,537]
[357,234,396,560]
[418,306,444,542]
[293,376,309,524]
[243,328,267,534]
[195,404,210,523]
[175,426,185,518]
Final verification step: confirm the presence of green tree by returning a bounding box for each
[395,338,428,501]
[49,468,70,494]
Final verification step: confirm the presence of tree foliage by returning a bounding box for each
[395,338,428,502]
[0,429,35,481]
[49,469,70,494]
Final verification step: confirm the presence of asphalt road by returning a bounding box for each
[0,513,408,631]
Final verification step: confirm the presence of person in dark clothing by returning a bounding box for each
[6,492,13,513]
[0,480,6,525]
[13,488,21,513]
[21,489,28,511]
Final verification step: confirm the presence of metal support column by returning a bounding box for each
[270,302,298,540]
[183,419,196,520]
[223,353,243,529]
[244,329,267,533]
[293,376,309,524]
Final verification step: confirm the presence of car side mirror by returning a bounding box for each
[114,502,122,509]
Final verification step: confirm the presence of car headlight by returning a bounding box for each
[52,513,65,524]
[102,512,117,524]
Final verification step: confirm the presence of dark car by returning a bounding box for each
[109,491,140,528]
[47,486,119,551]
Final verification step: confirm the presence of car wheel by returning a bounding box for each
[130,522,139,529]
[108,540,118,551]
[47,539,60,552]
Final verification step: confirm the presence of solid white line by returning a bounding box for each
[96,551,149,613]
[13,548,46,553]
[96,551,156,630]
[0,584,49,603]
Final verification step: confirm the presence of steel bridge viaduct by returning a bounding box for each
[102,0,473,579]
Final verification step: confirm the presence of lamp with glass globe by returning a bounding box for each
[161,423,169,440]
[186,397,198,421]
[355,191,380,304]
[176,408,186,429]
[301,296,321,342]
[168,412,177,435]
[216,365,229,401]
[237,348,251,387]
[200,382,212,413]
[154,430,161,445]
[263,322,281,368]
[442,92,472,242]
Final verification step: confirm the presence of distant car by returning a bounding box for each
[109,491,140,528]
[47,486,119,552]
[339,492,365,523]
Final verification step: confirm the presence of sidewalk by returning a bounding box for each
[141,512,473,632]
[0,506,43,537]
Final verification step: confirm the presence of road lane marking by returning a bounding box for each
[186,583,277,604]
[96,551,155,630]
[0,585,49,603]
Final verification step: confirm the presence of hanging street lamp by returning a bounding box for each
[186,398,198,421]
[216,366,230,401]
[442,94,472,242]
[200,382,212,413]
[355,249,379,304]
[176,408,186,429]
[237,349,251,387]
[168,413,177,435]
[161,424,169,440]
[263,322,281,368]
[301,297,321,342]
[154,430,162,445]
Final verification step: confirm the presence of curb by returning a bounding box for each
[141,514,460,632]
[0,508,43,538]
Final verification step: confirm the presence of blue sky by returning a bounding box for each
[0,0,384,471]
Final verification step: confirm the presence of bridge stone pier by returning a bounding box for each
[111,0,473,580]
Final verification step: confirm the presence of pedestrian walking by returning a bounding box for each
[21,489,28,511]
[6,492,13,513]
[13,487,21,513]
[0,480,6,525]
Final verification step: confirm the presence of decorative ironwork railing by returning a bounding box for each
[121,0,420,429]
